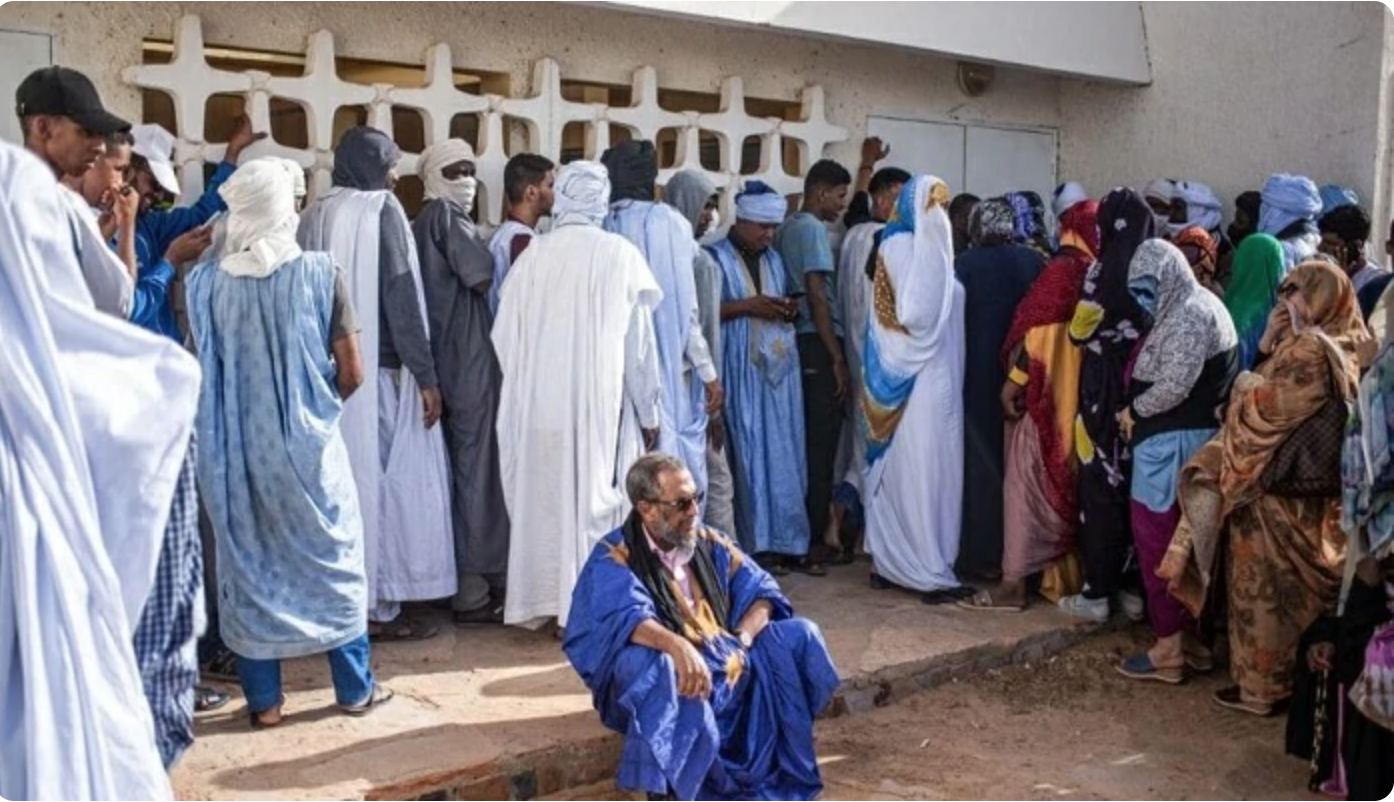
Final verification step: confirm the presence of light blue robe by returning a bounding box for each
[606,201,709,494]
[709,239,811,556]
[186,252,367,660]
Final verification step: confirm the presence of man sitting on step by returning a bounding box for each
[563,453,839,801]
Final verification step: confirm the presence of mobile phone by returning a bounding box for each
[787,291,807,301]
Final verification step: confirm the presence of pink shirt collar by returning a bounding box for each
[644,526,694,605]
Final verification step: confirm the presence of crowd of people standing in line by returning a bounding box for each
[4,60,1394,801]
[940,177,1394,799]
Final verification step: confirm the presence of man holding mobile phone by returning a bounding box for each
[1318,203,1388,296]
[128,114,265,341]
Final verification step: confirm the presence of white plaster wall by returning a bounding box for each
[598,1,1151,83]
[1060,1,1393,227]
[0,1,1065,181]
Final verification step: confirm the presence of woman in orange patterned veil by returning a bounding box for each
[1160,260,1371,715]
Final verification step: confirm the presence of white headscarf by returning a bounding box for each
[417,139,478,211]
[879,174,956,353]
[734,181,788,224]
[1052,181,1089,219]
[552,160,610,228]
[218,157,304,278]
[1143,178,1176,233]
[1173,180,1223,237]
[286,157,307,200]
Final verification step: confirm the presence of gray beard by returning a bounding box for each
[651,519,698,560]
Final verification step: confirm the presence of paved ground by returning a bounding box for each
[553,630,1317,802]
[175,562,1098,800]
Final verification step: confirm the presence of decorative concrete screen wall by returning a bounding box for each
[123,15,848,227]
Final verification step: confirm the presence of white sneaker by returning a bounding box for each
[1117,590,1145,623]
[1057,593,1109,623]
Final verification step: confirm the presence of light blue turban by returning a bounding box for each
[1258,173,1321,236]
[734,180,787,224]
[1318,183,1360,217]
[552,160,611,228]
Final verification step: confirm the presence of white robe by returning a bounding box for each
[0,142,194,800]
[832,221,881,497]
[493,223,662,627]
[863,179,965,593]
[298,189,456,609]
[59,184,134,318]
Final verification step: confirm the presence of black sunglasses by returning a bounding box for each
[648,491,705,513]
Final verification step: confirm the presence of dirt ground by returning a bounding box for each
[816,627,1315,801]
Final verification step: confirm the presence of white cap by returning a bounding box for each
[131,123,181,195]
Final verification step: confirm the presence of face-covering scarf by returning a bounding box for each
[1173,181,1223,238]
[1143,178,1177,234]
[417,138,478,212]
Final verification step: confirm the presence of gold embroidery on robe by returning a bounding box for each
[606,540,631,566]
[670,574,727,645]
[702,527,745,576]
[724,650,747,687]
[926,179,950,210]
[872,258,909,335]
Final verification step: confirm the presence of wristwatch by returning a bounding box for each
[738,630,754,649]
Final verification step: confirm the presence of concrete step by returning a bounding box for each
[175,567,1106,801]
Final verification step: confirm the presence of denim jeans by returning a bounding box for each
[236,633,374,712]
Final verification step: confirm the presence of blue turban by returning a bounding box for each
[552,160,611,228]
[734,180,787,224]
[1318,183,1360,217]
[1258,173,1321,236]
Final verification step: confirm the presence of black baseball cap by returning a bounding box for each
[15,66,130,136]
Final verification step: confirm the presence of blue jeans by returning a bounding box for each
[236,634,374,713]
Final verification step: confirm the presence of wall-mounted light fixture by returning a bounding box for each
[956,61,996,98]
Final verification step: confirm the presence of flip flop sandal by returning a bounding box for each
[342,684,395,717]
[786,559,827,577]
[248,696,286,730]
[1213,686,1273,717]
[1115,653,1185,685]
[921,589,962,605]
[955,589,1025,613]
[369,618,440,642]
[196,685,231,713]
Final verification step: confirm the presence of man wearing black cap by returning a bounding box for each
[17,65,135,317]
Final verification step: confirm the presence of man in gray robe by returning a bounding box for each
[298,126,451,642]
[662,170,737,538]
[411,139,510,624]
